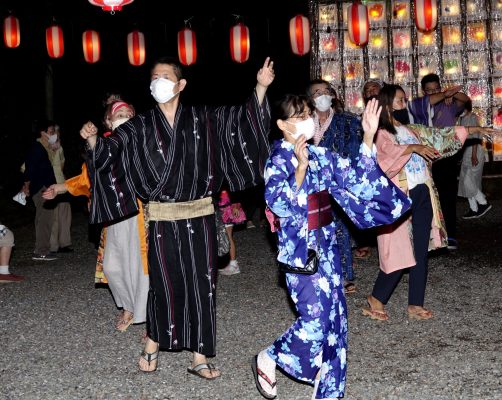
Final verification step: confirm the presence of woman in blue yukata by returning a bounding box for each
[251,95,411,399]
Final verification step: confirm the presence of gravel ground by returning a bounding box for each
[1,198,501,400]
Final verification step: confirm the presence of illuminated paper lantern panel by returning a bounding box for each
[414,0,438,32]
[127,30,145,66]
[289,14,310,56]
[46,25,64,59]
[3,16,20,48]
[230,23,250,63]
[347,3,369,46]
[82,30,100,64]
[88,0,134,12]
[178,28,197,66]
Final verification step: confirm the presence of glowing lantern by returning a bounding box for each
[88,0,134,12]
[230,23,250,63]
[414,0,438,32]
[348,2,369,46]
[289,14,310,56]
[178,27,197,66]
[127,30,145,66]
[46,25,64,59]
[82,30,100,64]
[3,16,20,48]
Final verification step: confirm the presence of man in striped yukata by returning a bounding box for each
[81,56,275,379]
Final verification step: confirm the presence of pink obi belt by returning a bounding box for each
[308,190,333,230]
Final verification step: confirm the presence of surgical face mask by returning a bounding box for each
[47,134,58,145]
[314,95,333,112]
[392,108,410,125]
[150,78,178,104]
[286,117,316,141]
[111,118,129,130]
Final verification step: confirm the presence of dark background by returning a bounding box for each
[0,0,311,195]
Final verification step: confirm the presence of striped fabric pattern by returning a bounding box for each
[89,91,270,353]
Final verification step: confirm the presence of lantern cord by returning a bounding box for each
[232,14,242,23]
[184,16,194,27]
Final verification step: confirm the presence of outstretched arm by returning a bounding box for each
[255,57,275,105]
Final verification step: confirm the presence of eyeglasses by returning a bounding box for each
[287,112,312,122]
[311,88,334,98]
[424,87,441,94]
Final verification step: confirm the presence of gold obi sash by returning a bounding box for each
[146,197,214,221]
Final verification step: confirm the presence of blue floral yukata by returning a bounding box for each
[264,140,411,399]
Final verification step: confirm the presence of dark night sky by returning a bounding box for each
[0,0,311,193]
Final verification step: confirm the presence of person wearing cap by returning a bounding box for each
[0,224,24,283]
[80,56,274,379]
[362,78,384,104]
[44,101,149,332]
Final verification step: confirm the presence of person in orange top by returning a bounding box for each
[43,101,148,332]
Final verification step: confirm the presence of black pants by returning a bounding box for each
[372,184,433,307]
[431,155,460,239]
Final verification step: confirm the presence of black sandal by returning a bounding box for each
[187,363,220,380]
[139,347,159,372]
[251,355,277,399]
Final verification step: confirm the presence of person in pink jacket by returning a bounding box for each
[363,84,494,321]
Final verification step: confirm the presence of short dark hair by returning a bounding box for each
[377,84,406,135]
[36,119,55,135]
[421,73,440,90]
[151,56,184,81]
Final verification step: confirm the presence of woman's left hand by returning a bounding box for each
[362,98,382,137]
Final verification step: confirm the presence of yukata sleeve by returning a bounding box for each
[90,125,131,172]
[65,163,91,198]
[216,89,271,192]
[408,124,468,159]
[320,144,411,229]
[375,129,411,179]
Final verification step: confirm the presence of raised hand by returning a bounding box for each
[80,121,98,140]
[361,98,382,148]
[257,57,275,88]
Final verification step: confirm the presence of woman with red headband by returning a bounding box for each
[43,101,148,332]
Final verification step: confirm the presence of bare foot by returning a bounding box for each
[362,295,389,321]
[116,310,134,331]
[408,305,433,320]
[191,352,221,379]
[138,338,159,372]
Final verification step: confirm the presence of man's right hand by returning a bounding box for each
[80,121,98,149]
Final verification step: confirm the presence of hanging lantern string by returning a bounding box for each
[184,16,194,28]
[232,14,242,23]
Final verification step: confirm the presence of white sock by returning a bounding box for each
[229,259,238,267]
[468,197,478,212]
[0,265,10,275]
[475,190,487,205]
[258,350,277,396]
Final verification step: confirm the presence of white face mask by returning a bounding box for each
[286,118,316,141]
[111,118,130,130]
[314,95,333,112]
[150,78,178,104]
[47,134,58,145]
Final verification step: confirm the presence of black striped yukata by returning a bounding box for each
[88,91,270,355]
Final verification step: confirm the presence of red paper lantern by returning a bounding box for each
[414,0,438,32]
[178,28,197,66]
[82,30,100,64]
[127,30,145,66]
[347,2,369,46]
[230,23,250,64]
[289,14,310,56]
[3,16,20,48]
[88,0,134,12]
[46,25,64,59]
